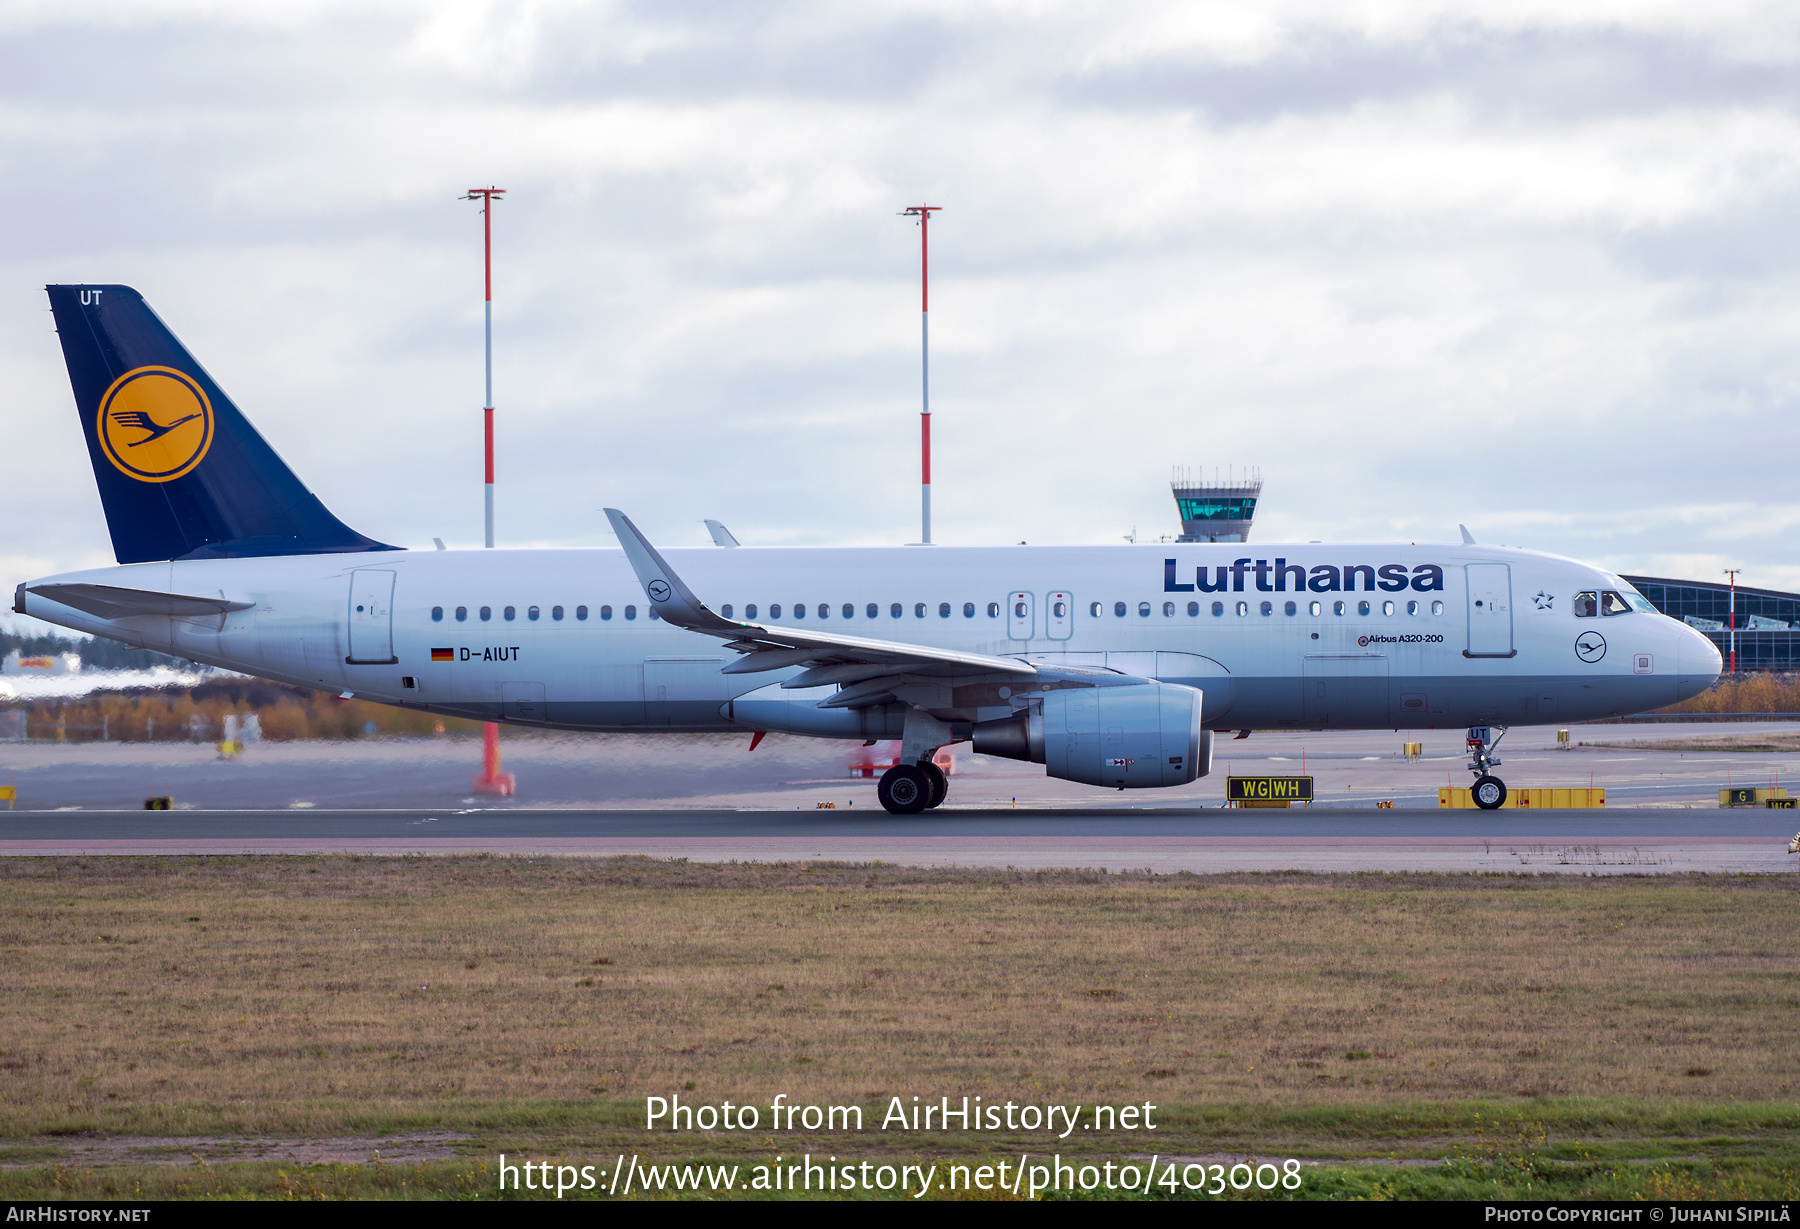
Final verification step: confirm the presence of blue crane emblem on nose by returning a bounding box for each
[1575,631,1606,663]
[648,580,672,603]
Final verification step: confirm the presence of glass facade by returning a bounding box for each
[1624,574,1800,672]
[1176,497,1257,522]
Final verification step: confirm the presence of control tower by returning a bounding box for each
[1171,467,1262,543]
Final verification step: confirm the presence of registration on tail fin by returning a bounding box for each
[46,285,396,564]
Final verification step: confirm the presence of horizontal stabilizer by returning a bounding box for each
[28,583,253,621]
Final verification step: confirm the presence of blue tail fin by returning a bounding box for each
[47,284,397,564]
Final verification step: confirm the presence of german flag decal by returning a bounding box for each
[430,647,454,662]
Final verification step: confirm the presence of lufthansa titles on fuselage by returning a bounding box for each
[1164,558,1445,595]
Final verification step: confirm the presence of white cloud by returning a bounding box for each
[3,1,1800,592]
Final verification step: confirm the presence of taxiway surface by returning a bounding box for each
[3,723,1796,872]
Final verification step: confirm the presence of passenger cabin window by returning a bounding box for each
[600,605,612,620]
[867,603,879,618]
[455,606,468,622]
[1573,591,1598,618]
[1431,601,1444,615]
[1090,601,1103,617]
[963,602,975,618]
[938,602,951,618]
[745,604,757,619]
[1600,591,1632,616]
[480,606,492,621]
[527,606,540,621]
[720,604,733,618]
[1138,601,1151,617]
[1382,600,1395,616]
[1310,601,1321,616]
[1114,602,1127,617]
[793,603,805,619]
[1055,600,1068,618]
[770,604,782,619]
[1332,601,1345,615]
[1212,601,1224,616]
[890,603,901,618]
[1406,600,1418,616]
[843,603,855,619]
[1186,601,1199,616]
[431,606,443,622]
[576,605,588,620]
[625,605,637,620]
[1163,601,1174,617]
[1236,601,1248,616]
[552,605,564,621]
[504,606,516,621]
[915,603,926,618]
[990,602,1003,618]
[1357,600,1371,616]
[1260,601,1273,616]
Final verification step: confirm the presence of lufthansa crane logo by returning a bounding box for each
[647,580,672,603]
[1575,631,1607,663]
[95,366,215,483]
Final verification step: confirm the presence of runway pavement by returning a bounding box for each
[2,806,1793,873]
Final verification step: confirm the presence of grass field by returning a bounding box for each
[0,856,1796,1200]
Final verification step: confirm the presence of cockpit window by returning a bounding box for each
[1627,593,1657,613]
[1600,591,1632,616]
[1572,591,1597,618]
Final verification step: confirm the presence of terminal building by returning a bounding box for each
[1623,575,1800,673]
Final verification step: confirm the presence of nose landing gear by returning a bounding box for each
[1467,726,1509,810]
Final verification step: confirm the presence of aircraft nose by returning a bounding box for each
[1672,619,1723,702]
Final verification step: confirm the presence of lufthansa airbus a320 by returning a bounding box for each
[16,285,1722,812]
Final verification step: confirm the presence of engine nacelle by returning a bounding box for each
[972,683,1209,788]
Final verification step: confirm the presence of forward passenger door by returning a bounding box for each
[1465,564,1515,658]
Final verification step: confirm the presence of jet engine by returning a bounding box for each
[971,682,1210,788]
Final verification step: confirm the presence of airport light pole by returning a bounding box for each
[461,186,515,797]
[901,204,940,545]
[1724,568,1741,675]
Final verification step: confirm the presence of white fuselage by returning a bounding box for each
[20,542,1721,734]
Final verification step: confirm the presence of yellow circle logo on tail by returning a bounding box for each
[96,366,215,483]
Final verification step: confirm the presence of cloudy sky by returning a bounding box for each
[6,0,1800,631]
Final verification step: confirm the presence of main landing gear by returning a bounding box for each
[1467,725,1509,810]
[877,762,949,815]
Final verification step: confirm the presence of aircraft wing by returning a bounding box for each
[603,509,1038,697]
[27,583,254,621]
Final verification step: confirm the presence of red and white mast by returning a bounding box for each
[902,204,940,544]
[461,185,514,796]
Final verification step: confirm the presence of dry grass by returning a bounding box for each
[1579,733,1800,753]
[1653,672,1800,716]
[4,682,482,743]
[0,857,1796,1142]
